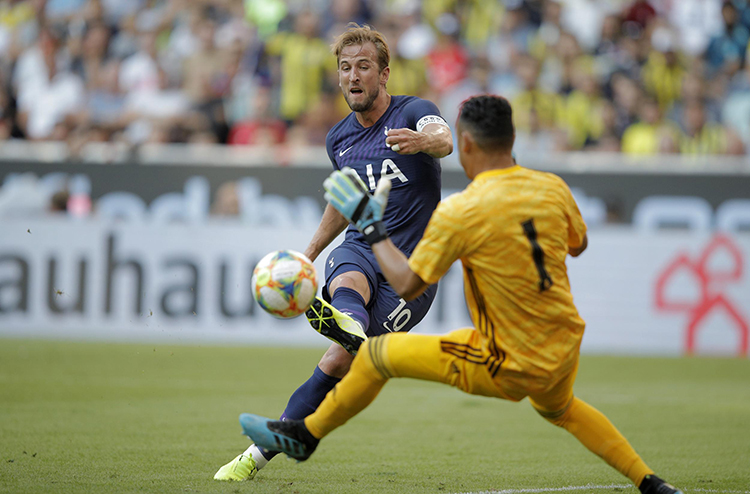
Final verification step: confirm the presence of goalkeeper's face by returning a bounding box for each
[338,42,389,113]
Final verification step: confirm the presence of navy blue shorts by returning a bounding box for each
[323,242,437,337]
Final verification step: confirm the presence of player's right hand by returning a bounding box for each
[323,167,391,245]
[385,128,421,154]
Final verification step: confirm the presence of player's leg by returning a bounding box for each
[281,261,375,431]
[277,266,375,429]
[297,260,438,437]
[216,343,353,480]
[305,327,511,439]
[529,364,682,494]
[238,344,354,470]
[306,270,370,354]
[239,329,505,460]
[237,264,441,463]
[217,253,375,480]
[239,333,436,460]
[281,344,354,420]
[306,246,376,354]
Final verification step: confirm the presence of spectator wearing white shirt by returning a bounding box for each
[722,54,750,150]
[12,25,67,92]
[668,0,724,57]
[123,67,192,144]
[15,26,84,139]
[559,0,616,52]
[118,25,160,97]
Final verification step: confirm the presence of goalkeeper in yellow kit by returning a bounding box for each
[239,95,682,494]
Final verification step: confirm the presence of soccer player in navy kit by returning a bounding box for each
[214,24,453,481]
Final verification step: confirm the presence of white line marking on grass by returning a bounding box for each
[690,489,750,494]
[454,486,750,494]
[454,484,631,494]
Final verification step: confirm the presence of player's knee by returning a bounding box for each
[532,399,574,427]
[329,272,371,303]
[537,410,566,427]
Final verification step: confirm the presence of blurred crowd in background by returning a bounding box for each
[0,0,749,157]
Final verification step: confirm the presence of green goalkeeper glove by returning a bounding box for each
[323,167,392,245]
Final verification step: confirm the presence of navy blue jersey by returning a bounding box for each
[325,95,445,256]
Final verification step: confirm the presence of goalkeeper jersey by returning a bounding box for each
[408,165,587,379]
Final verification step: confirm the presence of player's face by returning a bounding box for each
[338,43,388,113]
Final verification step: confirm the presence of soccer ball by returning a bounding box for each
[252,250,318,318]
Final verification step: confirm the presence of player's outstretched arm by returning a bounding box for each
[371,239,429,301]
[303,203,349,262]
[385,122,453,158]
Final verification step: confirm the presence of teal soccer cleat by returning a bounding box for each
[239,413,319,462]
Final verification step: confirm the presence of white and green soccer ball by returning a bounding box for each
[251,250,318,318]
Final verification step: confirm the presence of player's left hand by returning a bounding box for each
[324,167,392,245]
[385,128,423,155]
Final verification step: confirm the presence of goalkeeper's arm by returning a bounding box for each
[323,167,428,300]
[324,167,390,245]
[370,239,429,301]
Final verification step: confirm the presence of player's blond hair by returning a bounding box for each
[331,23,390,71]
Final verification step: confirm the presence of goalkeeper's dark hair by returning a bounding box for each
[458,95,515,152]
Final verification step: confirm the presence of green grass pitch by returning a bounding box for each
[1,338,748,494]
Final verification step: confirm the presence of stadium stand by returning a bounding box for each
[0,0,747,156]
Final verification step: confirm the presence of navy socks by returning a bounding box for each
[281,366,342,420]
[260,366,341,460]
[330,286,370,333]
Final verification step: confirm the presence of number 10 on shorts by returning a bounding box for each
[383,298,412,332]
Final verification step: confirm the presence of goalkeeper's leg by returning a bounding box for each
[530,367,681,493]
[237,336,394,461]
[304,329,493,440]
[533,395,653,485]
[243,329,516,459]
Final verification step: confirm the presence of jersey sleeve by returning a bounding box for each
[562,182,587,248]
[325,131,339,170]
[408,195,469,285]
[401,98,449,132]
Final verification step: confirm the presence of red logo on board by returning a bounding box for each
[654,234,748,356]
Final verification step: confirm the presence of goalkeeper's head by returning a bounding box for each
[456,95,515,178]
